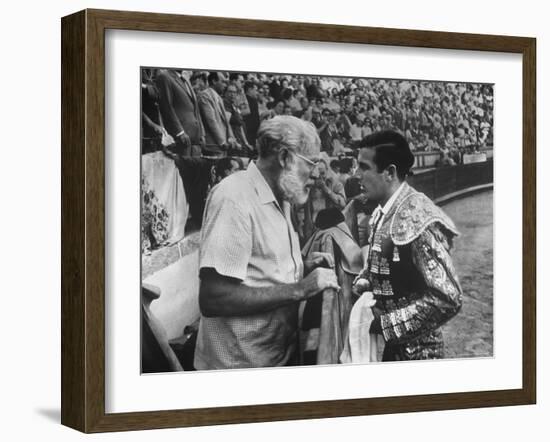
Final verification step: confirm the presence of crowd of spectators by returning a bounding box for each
[142,68,493,161]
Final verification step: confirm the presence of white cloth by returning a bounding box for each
[141,151,188,247]
[340,291,379,364]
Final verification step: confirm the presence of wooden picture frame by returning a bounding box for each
[61,8,536,433]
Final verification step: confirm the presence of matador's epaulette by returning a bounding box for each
[390,191,459,246]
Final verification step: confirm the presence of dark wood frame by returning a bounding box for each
[61,8,536,433]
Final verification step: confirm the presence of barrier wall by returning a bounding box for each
[409,159,493,201]
[412,146,493,169]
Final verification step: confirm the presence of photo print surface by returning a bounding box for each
[140,67,494,374]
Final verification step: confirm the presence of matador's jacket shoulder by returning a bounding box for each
[390,185,459,246]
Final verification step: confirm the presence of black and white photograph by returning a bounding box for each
[140,67,494,373]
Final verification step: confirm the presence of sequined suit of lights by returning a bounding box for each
[364,182,463,360]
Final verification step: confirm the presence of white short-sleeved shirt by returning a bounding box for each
[194,161,304,369]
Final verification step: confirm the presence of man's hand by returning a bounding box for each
[319,178,331,194]
[304,251,334,273]
[176,132,191,150]
[299,267,339,300]
[227,137,237,147]
[352,276,371,297]
[315,178,329,192]
[152,123,164,136]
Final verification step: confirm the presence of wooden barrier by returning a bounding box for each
[409,159,493,201]
[413,151,440,169]
[412,145,493,169]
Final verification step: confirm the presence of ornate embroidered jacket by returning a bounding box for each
[365,182,462,360]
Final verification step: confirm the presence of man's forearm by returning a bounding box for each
[142,112,157,131]
[199,277,303,318]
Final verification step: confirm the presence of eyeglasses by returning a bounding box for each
[294,152,319,170]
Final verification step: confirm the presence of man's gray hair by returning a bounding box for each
[256,116,320,158]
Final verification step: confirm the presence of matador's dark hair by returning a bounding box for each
[359,130,414,181]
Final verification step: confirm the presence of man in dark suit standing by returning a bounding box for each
[243,81,261,148]
[155,69,211,227]
[198,72,238,157]
[156,69,205,157]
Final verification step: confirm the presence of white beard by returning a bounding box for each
[278,167,309,205]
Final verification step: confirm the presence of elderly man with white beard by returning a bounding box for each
[194,116,339,370]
